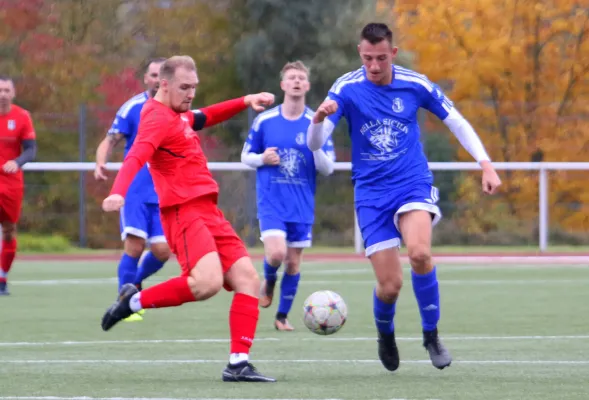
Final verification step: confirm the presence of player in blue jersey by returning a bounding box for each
[94,58,171,322]
[307,23,502,371]
[241,61,335,331]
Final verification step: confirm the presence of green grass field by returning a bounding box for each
[1,258,588,400]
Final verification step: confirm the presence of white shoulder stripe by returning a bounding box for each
[252,107,280,131]
[330,68,364,95]
[395,73,434,92]
[119,92,148,118]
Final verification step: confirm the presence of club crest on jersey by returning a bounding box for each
[392,98,404,113]
[295,132,305,146]
[368,124,398,154]
[7,120,15,130]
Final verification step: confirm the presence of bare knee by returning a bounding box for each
[376,278,403,302]
[150,243,171,262]
[188,254,224,301]
[1,223,16,241]
[224,257,260,297]
[284,248,303,275]
[407,244,432,274]
[266,248,286,266]
[263,236,287,266]
[124,235,146,258]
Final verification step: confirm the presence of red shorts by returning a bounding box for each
[0,184,23,224]
[161,194,249,279]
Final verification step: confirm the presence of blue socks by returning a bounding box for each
[411,266,440,332]
[263,258,279,283]
[134,251,165,287]
[373,266,440,335]
[117,254,140,291]
[373,288,396,334]
[277,272,300,317]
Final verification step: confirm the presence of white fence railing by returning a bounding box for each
[23,162,589,253]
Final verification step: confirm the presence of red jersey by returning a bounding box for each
[110,97,248,208]
[0,105,36,184]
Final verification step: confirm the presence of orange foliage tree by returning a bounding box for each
[382,0,589,238]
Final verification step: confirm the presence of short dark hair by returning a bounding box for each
[0,75,13,82]
[144,57,167,72]
[360,23,393,45]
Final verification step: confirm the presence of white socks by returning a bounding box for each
[229,353,249,365]
[129,292,143,312]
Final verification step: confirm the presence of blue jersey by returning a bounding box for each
[108,92,159,204]
[327,65,453,204]
[244,105,335,224]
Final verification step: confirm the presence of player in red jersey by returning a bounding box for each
[0,76,37,296]
[100,56,276,382]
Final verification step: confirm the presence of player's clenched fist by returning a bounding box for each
[262,147,280,166]
[313,100,338,123]
[102,194,125,212]
[480,161,502,195]
[245,92,275,112]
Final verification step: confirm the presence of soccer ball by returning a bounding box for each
[302,290,347,335]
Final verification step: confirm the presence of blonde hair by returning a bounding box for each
[159,56,197,80]
[280,60,310,79]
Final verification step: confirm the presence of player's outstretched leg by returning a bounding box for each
[222,257,276,383]
[399,210,452,370]
[369,248,402,372]
[101,252,225,331]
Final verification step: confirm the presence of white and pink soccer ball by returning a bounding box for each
[302,290,348,335]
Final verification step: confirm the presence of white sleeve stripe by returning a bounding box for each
[394,73,434,92]
[332,75,365,95]
[331,69,364,94]
[118,93,148,118]
[252,108,280,131]
[332,69,362,87]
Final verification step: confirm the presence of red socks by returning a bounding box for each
[0,239,17,282]
[229,293,259,354]
[135,278,259,355]
[139,276,196,308]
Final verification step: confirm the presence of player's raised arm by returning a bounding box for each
[104,111,166,211]
[191,93,275,131]
[307,94,343,151]
[422,81,502,195]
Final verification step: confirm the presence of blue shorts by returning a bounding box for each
[119,197,166,244]
[259,217,313,248]
[356,183,442,257]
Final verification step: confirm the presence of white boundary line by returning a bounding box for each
[0,397,435,400]
[10,278,589,286]
[1,335,588,347]
[2,359,588,365]
[0,398,353,400]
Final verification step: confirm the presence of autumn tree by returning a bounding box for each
[387,0,589,241]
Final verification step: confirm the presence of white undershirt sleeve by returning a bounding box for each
[240,152,264,168]
[307,119,335,151]
[443,108,491,163]
[313,149,335,176]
